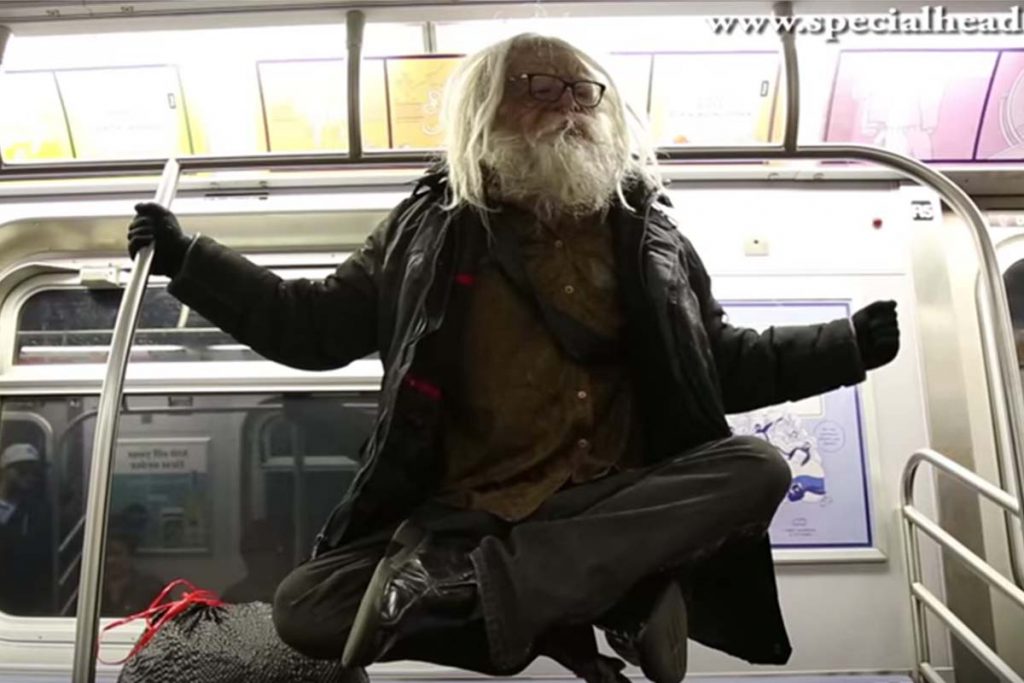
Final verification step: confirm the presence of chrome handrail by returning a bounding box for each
[71,159,180,683]
[902,448,1024,683]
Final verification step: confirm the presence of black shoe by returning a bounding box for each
[604,581,688,683]
[342,521,478,668]
[569,654,632,683]
[539,625,631,683]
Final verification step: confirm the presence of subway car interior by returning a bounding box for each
[0,1,1023,682]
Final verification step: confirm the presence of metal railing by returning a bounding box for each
[902,448,1024,683]
[71,158,180,683]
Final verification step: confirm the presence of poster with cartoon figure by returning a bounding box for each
[723,300,874,549]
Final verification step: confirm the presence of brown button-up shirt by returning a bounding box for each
[437,206,642,521]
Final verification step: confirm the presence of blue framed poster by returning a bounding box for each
[722,300,874,550]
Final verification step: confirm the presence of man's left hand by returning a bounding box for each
[852,300,900,371]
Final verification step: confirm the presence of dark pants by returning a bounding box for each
[272,435,791,673]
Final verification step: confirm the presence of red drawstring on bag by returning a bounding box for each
[97,579,225,665]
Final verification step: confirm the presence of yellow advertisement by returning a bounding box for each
[56,66,192,160]
[0,71,74,162]
[386,57,462,149]
[178,60,269,156]
[258,59,394,153]
[648,53,780,146]
[361,59,391,150]
[259,60,348,152]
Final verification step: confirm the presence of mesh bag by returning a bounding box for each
[105,580,366,683]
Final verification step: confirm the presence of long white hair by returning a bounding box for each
[440,33,661,213]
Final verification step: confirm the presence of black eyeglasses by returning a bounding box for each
[508,73,607,108]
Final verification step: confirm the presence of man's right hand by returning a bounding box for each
[127,202,193,277]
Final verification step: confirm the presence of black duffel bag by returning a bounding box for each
[103,580,367,683]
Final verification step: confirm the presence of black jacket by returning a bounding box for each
[167,169,867,665]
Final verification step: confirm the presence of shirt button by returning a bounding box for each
[577,438,590,449]
[564,285,575,295]
[554,240,564,249]
[577,390,588,400]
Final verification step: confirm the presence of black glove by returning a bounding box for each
[852,300,900,371]
[127,202,193,277]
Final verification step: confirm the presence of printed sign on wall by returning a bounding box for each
[110,437,211,552]
[826,50,997,161]
[722,300,874,549]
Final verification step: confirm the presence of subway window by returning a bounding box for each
[14,286,254,365]
[0,391,375,618]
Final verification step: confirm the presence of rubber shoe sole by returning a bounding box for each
[342,521,428,668]
[636,581,688,683]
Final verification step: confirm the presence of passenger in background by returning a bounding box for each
[101,521,165,617]
[1001,260,1024,360]
[127,33,900,683]
[222,518,292,604]
[0,443,52,616]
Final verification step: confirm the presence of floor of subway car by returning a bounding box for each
[5,675,916,682]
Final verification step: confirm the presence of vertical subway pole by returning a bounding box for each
[0,25,11,64]
[346,10,366,161]
[71,160,180,683]
[773,1,800,151]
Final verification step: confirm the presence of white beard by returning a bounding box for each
[483,116,626,220]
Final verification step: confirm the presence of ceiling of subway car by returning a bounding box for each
[0,0,1020,24]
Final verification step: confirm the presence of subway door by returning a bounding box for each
[969,216,1024,676]
[657,183,939,677]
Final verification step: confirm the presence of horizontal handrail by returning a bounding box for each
[903,448,1021,515]
[901,447,1024,683]
[903,506,1024,611]
[912,582,1024,683]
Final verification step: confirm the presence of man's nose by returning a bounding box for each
[553,86,576,112]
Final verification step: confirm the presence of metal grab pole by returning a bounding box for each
[71,159,180,683]
[773,1,800,151]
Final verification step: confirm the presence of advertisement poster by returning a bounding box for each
[648,52,780,146]
[722,300,874,549]
[0,71,74,162]
[825,49,996,161]
[259,60,348,152]
[55,66,190,159]
[110,438,210,552]
[385,56,461,149]
[976,50,1024,161]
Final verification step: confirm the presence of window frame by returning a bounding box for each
[0,259,385,395]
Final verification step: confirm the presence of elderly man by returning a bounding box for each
[127,33,899,683]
